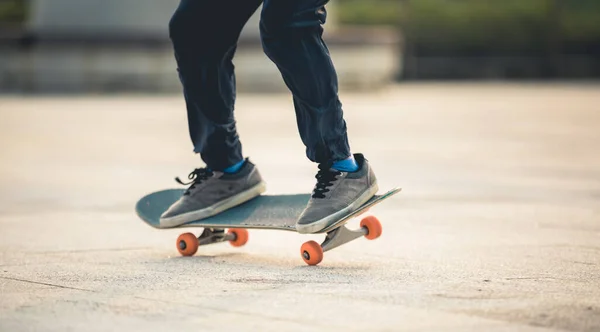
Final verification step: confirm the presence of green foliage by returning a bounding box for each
[401,0,556,55]
[335,0,399,26]
[337,0,600,56]
[0,0,26,23]
[559,2,600,49]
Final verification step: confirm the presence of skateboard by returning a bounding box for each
[135,187,401,265]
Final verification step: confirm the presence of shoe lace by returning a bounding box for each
[312,163,341,198]
[175,168,214,195]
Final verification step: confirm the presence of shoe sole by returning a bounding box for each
[295,181,379,234]
[159,181,267,228]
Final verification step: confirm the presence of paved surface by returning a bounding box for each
[0,83,599,331]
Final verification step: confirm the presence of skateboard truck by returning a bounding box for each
[176,227,250,257]
[197,228,226,246]
[175,215,383,266]
[299,215,382,265]
[299,225,367,265]
[321,223,368,252]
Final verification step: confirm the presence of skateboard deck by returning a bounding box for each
[136,187,401,265]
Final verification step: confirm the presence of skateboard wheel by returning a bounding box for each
[360,216,382,240]
[227,228,249,247]
[176,232,199,256]
[300,240,323,266]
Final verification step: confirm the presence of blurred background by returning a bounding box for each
[1,2,600,330]
[1,0,598,93]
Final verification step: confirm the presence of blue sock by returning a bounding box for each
[223,159,245,173]
[332,155,359,172]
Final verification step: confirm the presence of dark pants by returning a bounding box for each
[169,0,351,171]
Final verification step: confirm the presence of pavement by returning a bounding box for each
[0,82,599,331]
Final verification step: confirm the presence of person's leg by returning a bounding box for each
[160,0,266,228]
[259,0,378,233]
[259,0,355,169]
[170,0,262,171]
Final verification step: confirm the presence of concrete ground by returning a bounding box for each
[0,83,599,331]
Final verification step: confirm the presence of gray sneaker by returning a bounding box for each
[159,158,266,228]
[296,153,378,234]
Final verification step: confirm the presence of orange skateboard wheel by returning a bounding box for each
[360,216,382,240]
[300,240,323,266]
[227,228,249,247]
[176,232,199,256]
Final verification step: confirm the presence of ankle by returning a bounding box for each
[331,155,359,172]
[223,159,246,174]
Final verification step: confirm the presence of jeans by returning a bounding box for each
[169,0,351,171]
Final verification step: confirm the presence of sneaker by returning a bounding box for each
[159,158,266,228]
[296,153,378,234]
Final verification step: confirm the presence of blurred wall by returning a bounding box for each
[397,0,600,79]
[0,0,399,93]
[27,0,177,39]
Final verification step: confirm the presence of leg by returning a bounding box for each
[259,0,378,233]
[170,0,262,171]
[161,0,267,227]
[259,0,351,165]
